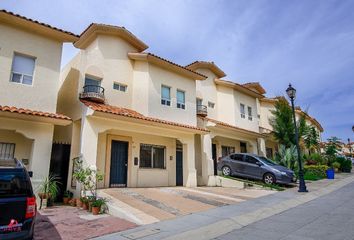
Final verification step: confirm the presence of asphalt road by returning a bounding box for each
[217,181,354,240]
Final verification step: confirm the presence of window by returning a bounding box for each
[10,54,35,85]
[161,85,171,106]
[240,142,247,153]
[196,98,203,107]
[240,104,245,118]
[113,82,127,92]
[230,154,244,161]
[266,147,273,159]
[248,106,253,121]
[222,146,235,157]
[84,77,101,93]
[0,143,15,160]
[139,144,166,169]
[208,101,215,108]
[245,155,258,164]
[177,90,185,109]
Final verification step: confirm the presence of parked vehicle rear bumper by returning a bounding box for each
[0,218,34,240]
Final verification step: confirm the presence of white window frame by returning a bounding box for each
[240,103,245,119]
[176,89,185,110]
[10,53,36,86]
[139,144,166,169]
[113,82,127,92]
[0,142,16,160]
[161,85,171,106]
[248,106,253,121]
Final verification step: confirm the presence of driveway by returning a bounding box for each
[34,206,136,240]
[99,186,275,225]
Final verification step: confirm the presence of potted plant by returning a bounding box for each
[38,174,60,209]
[69,198,76,207]
[63,190,73,204]
[81,197,89,210]
[332,162,340,173]
[91,198,107,215]
[76,197,83,208]
[87,196,96,212]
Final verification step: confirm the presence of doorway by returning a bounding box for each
[176,141,183,186]
[110,140,128,187]
[49,143,71,202]
[212,143,217,175]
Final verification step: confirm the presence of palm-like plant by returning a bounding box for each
[274,145,298,170]
[38,174,61,209]
[304,126,320,153]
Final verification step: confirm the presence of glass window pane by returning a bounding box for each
[153,147,165,169]
[22,75,33,85]
[11,73,22,83]
[140,145,152,168]
[113,83,120,90]
[12,54,35,76]
[177,90,185,104]
[240,104,245,114]
[161,86,170,99]
[248,106,252,116]
[120,85,127,92]
[85,77,101,86]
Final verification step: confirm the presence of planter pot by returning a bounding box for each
[82,202,88,210]
[326,169,335,179]
[92,206,100,215]
[63,197,70,205]
[38,193,51,200]
[76,199,83,208]
[70,198,77,207]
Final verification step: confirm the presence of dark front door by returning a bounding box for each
[176,145,183,186]
[110,140,128,187]
[49,143,71,202]
[212,144,217,175]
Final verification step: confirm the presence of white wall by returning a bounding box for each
[195,69,218,119]
[0,24,62,112]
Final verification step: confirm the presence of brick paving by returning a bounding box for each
[34,205,137,240]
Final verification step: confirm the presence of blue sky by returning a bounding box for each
[1,0,353,142]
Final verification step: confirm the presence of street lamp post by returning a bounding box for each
[348,138,352,157]
[286,84,308,192]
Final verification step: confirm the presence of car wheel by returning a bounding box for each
[222,166,231,176]
[263,173,276,184]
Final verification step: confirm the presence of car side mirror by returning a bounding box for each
[28,171,33,178]
[256,162,262,167]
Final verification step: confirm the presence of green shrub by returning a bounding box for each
[332,162,340,170]
[336,157,352,173]
[304,165,328,179]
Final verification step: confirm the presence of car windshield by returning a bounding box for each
[259,157,277,166]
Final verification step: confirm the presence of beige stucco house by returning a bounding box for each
[57,24,208,193]
[0,10,78,189]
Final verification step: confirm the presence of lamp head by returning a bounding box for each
[286,84,296,99]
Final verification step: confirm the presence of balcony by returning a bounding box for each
[79,85,105,103]
[196,105,208,117]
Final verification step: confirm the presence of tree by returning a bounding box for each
[304,126,320,154]
[325,136,342,156]
[269,98,308,148]
[270,98,295,148]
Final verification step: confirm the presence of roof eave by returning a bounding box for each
[214,79,264,98]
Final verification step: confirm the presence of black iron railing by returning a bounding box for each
[197,105,208,116]
[80,85,105,103]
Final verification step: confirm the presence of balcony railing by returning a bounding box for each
[79,85,105,103]
[196,105,208,117]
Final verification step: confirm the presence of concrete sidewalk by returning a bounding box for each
[94,173,354,240]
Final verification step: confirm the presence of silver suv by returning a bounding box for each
[217,153,295,184]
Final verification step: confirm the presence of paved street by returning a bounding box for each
[218,180,354,240]
[95,173,354,240]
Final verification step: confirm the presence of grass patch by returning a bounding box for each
[304,172,325,181]
[222,175,286,191]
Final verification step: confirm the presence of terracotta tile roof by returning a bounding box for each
[81,100,208,132]
[201,117,263,136]
[214,79,265,98]
[128,52,207,80]
[0,105,71,120]
[242,82,266,94]
[186,61,226,78]
[0,9,79,38]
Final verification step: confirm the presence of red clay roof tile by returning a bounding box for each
[0,105,71,120]
[81,100,208,132]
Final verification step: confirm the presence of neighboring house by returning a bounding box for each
[259,97,324,157]
[56,23,208,193]
[0,10,78,189]
[186,61,269,186]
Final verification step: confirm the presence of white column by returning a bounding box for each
[201,134,216,186]
[80,118,99,167]
[257,138,266,157]
[180,136,197,187]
